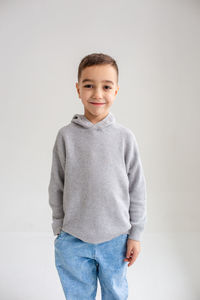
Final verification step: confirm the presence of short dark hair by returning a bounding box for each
[77,53,119,84]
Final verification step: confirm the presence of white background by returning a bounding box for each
[0,0,199,299]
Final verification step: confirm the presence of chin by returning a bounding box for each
[85,106,108,116]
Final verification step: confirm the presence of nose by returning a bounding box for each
[92,87,103,99]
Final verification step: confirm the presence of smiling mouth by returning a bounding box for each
[90,102,105,105]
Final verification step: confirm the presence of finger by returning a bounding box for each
[124,256,134,267]
[124,253,134,263]
[124,249,133,259]
[125,249,133,259]
[125,251,139,267]
[128,252,139,266]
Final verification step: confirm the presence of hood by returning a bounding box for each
[71,112,116,129]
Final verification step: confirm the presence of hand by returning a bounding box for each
[124,239,141,267]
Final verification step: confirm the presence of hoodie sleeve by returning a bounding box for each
[48,128,66,235]
[125,131,147,242]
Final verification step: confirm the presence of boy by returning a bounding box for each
[48,53,147,299]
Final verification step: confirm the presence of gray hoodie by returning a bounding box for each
[48,112,147,244]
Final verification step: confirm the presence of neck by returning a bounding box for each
[84,110,110,124]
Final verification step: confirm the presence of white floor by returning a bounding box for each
[1,232,199,300]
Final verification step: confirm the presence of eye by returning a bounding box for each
[83,84,112,90]
[83,84,93,88]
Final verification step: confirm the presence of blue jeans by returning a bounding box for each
[54,230,129,300]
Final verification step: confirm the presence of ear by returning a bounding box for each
[115,85,119,96]
[75,82,81,98]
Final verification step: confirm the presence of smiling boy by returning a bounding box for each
[48,53,147,299]
[76,63,118,123]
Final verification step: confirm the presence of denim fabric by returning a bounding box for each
[54,230,129,300]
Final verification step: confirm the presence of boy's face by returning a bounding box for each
[76,64,119,119]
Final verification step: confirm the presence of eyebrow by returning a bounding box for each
[81,79,114,85]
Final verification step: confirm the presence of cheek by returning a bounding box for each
[105,94,114,103]
[80,90,90,99]
[84,90,93,97]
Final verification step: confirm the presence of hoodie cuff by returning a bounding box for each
[52,219,63,236]
[127,226,144,242]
